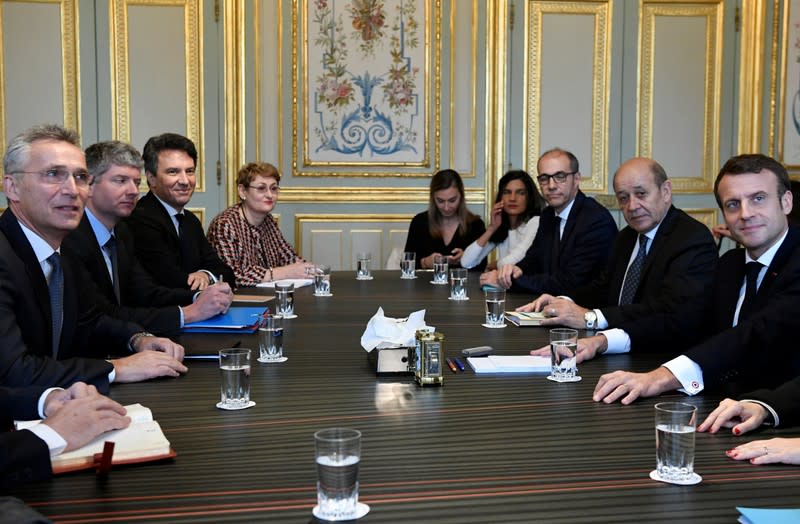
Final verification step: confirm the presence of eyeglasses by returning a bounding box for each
[536,171,575,185]
[247,184,280,194]
[11,168,94,187]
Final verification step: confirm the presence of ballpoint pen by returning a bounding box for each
[453,357,465,372]
[445,358,458,373]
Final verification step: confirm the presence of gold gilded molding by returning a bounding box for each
[294,0,440,176]
[252,0,261,164]
[187,206,205,227]
[685,208,718,231]
[768,0,781,157]
[776,0,800,171]
[110,0,205,191]
[486,0,508,217]
[525,1,612,193]
[737,0,767,154]
[224,0,245,205]
[293,213,415,253]
[279,186,485,203]
[638,1,722,192]
[0,0,81,152]
[448,1,478,179]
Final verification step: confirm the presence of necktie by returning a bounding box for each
[550,216,561,268]
[619,234,648,305]
[738,261,764,322]
[104,235,121,303]
[47,253,64,356]
[175,212,193,268]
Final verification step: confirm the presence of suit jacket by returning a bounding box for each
[512,191,617,295]
[744,376,800,428]
[0,386,52,489]
[686,225,800,394]
[62,216,195,336]
[570,206,718,352]
[124,192,234,289]
[0,209,139,392]
[403,212,487,270]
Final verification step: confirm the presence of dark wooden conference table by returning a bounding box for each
[11,271,800,522]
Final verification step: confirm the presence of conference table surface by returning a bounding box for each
[10,271,800,523]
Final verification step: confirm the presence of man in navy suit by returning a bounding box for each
[522,157,718,358]
[480,148,617,295]
[62,141,232,336]
[125,133,234,290]
[0,124,187,391]
[594,154,800,404]
[1,382,130,489]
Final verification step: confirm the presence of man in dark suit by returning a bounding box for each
[479,148,617,295]
[124,133,234,290]
[594,153,800,404]
[0,124,187,392]
[1,382,130,489]
[62,141,232,336]
[522,158,718,359]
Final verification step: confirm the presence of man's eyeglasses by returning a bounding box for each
[11,168,94,187]
[247,184,280,194]
[536,171,576,185]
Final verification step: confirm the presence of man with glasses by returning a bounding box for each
[0,124,187,391]
[480,148,617,295]
[62,141,232,336]
[125,133,234,290]
[521,157,718,359]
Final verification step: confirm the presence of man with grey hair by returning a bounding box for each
[0,124,187,391]
[62,140,232,336]
[522,157,718,360]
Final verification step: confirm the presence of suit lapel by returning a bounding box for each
[77,216,116,300]
[758,226,800,301]
[639,206,677,279]
[609,228,637,298]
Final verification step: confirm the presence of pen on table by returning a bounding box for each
[446,358,458,373]
[453,357,465,372]
[232,340,242,348]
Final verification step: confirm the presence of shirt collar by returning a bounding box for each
[84,208,113,246]
[152,192,182,218]
[555,197,576,222]
[18,220,58,264]
[745,227,788,267]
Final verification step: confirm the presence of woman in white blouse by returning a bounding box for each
[461,170,544,270]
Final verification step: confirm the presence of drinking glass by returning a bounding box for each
[548,328,580,382]
[653,402,700,484]
[483,289,506,327]
[356,252,372,280]
[400,252,416,279]
[258,314,285,362]
[312,265,332,296]
[432,254,449,285]
[218,348,253,410]
[314,428,369,521]
[275,281,296,317]
[449,268,468,300]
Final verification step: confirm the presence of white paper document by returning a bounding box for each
[256,278,313,289]
[467,355,551,373]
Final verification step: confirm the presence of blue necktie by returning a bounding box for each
[619,235,648,305]
[47,253,64,356]
[104,235,121,303]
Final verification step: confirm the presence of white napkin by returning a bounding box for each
[360,307,428,352]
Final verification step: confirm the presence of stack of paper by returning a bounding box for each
[467,355,550,373]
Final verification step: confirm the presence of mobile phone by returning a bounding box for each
[461,346,494,357]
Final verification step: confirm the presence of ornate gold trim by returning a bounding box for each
[224,0,245,205]
[737,0,767,154]
[293,0,440,176]
[768,0,781,158]
[293,213,415,256]
[776,0,800,170]
[0,0,80,152]
[448,1,478,179]
[525,1,611,193]
[638,1,722,192]
[252,0,261,164]
[110,0,205,191]
[685,207,718,231]
[187,206,205,227]
[279,186,485,203]
[486,0,508,216]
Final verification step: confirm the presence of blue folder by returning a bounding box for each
[182,306,266,333]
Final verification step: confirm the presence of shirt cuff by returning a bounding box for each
[201,270,218,283]
[595,308,609,330]
[37,387,63,419]
[740,399,779,427]
[108,366,116,384]
[598,328,630,354]
[662,355,704,395]
[28,424,68,457]
[178,306,185,328]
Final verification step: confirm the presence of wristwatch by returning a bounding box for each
[584,310,597,330]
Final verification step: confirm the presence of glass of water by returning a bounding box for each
[400,252,416,279]
[312,265,332,296]
[257,314,285,362]
[314,428,369,521]
[548,328,580,382]
[356,252,372,280]
[274,281,296,318]
[483,289,506,328]
[653,402,700,484]
[449,268,468,300]
[217,348,253,410]
[432,254,449,285]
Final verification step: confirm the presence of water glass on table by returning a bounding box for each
[400,252,416,279]
[310,264,332,296]
[356,252,372,280]
[652,402,701,485]
[258,314,285,362]
[313,428,369,521]
[547,328,581,382]
[483,289,506,328]
[274,281,296,318]
[432,254,449,285]
[217,348,254,410]
[449,268,468,300]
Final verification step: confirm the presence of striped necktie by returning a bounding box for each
[619,234,648,305]
[47,252,64,356]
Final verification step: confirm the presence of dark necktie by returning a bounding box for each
[619,234,648,305]
[550,216,562,269]
[47,253,64,356]
[104,235,121,303]
[175,212,193,268]
[738,261,764,323]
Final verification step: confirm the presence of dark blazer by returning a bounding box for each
[0,209,139,392]
[404,212,487,270]
[62,216,195,336]
[124,192,234,289]
[744,376,800,428]
[570,206,718,352]
[0,386,52,489]
[512,191,617,295]
[686,225,800,394]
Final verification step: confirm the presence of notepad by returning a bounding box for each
[504,311,546,326]
[467,355,550,373]
[182,306,266,332]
